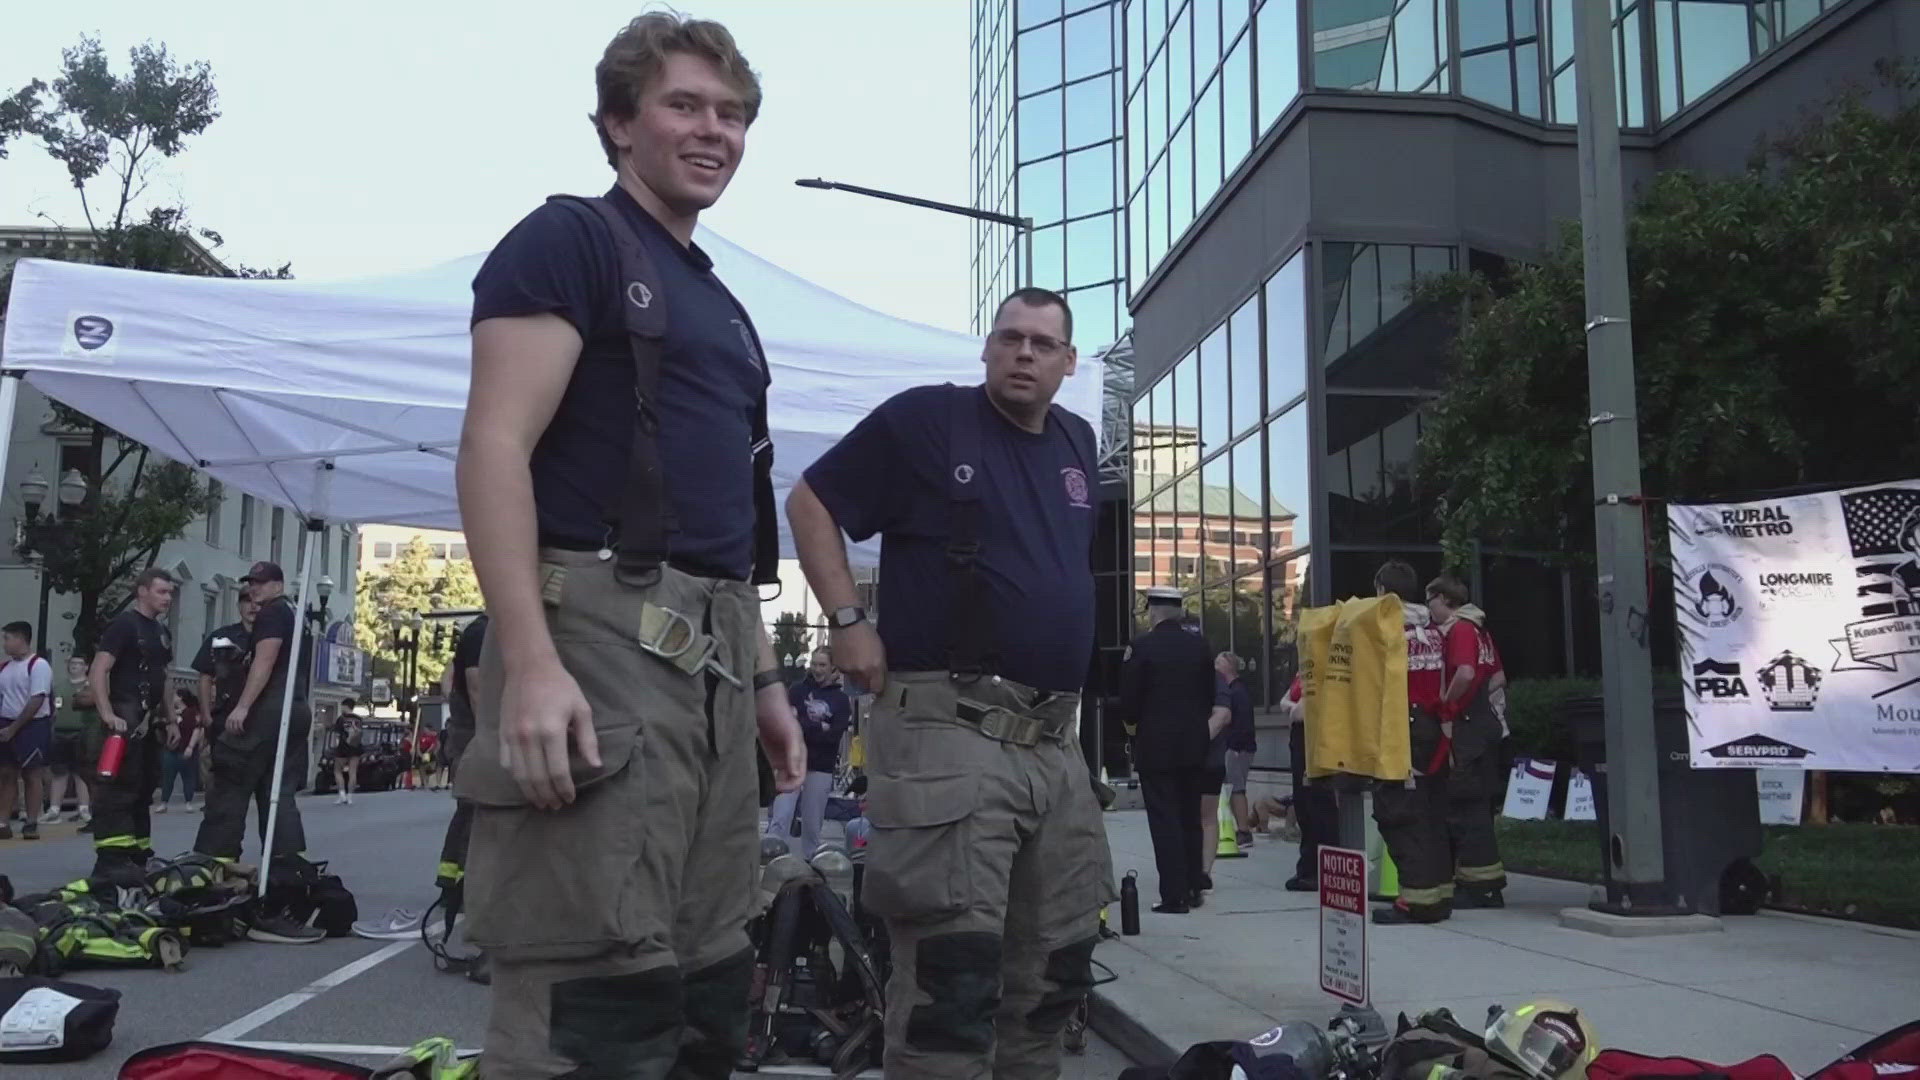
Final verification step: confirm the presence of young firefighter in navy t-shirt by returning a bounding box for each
[788,287,1117,1080]
[452,13,802,1078]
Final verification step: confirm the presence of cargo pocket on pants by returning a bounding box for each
[862,772,979,924]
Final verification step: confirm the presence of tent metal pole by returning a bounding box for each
[257,460,332,895]
[0,373,22,511]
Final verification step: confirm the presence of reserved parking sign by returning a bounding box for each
[1318,846,1368,1005]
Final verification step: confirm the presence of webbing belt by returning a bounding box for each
[952,695,1077,747]
[539,563,742,688]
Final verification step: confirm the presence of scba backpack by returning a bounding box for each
[264,856,359,937]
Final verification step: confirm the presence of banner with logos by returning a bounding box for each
[1670,479,1920,772]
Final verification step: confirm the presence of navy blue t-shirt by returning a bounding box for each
[470,186,767,580]
[804,384,1098,693]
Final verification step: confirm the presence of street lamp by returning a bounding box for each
[794,177,1035,288]
[304,574,335,631]
[17,467,90,659]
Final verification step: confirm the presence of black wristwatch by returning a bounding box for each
[753,669,786,692]
[829,606,869,629]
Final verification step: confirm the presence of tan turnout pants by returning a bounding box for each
[456,552,761,1080]
[864,671,1117,1080]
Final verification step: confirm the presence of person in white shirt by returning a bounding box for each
[0,622,55,841]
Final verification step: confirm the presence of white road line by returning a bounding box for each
[201,940,416,1042]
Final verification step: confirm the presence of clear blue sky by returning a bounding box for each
[2,1,977,331]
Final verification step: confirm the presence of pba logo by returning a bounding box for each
[1691,658,1749,702]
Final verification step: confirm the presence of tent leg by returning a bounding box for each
[258,463,331,896]
[0,373,22,512]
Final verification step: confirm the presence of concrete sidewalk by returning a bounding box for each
[1090,809,1919,1074]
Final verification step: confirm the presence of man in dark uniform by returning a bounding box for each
[789,285,1115,1080]
[192,593,258,827]
[454,13,803,1076]
[438,613,486,895]
[87,568,181,884]
[191,559,318,906]
[1119,588,1220,914]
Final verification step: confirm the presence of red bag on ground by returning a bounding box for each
[1586,1049,1795,1080]
[121,1042,374,1079]
[1810,1019,1920,1080]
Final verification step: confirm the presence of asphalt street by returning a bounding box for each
[3,788,1133,1078]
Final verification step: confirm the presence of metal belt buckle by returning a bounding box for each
[638,605,700,668]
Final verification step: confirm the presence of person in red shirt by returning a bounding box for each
[1372,560,1452,925]
[1427,575,1508,908]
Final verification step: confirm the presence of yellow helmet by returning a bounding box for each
[1484,1000,1599,1080]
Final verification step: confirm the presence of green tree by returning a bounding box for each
[771,612,813,673]
[355,538,484,690]
[3,38,290,651]
[1415,63,1920,569]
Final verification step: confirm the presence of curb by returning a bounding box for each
[1087,988,1176,1068]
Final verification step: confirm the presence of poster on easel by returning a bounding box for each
[1501,759,1554,820]
[1756,769,1805,825]
[1565,769,1597,821]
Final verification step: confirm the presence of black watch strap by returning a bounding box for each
[753,669,786,692]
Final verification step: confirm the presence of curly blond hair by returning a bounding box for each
[591,11,763,168]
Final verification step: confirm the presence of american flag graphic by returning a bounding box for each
[1842,487,1920,618]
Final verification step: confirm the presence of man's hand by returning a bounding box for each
[756,683,806,794]
[830,622,887,695]
[225,705,249,737]
[102,712,127,734]
[499,658,598,810]
[0,722,16,742]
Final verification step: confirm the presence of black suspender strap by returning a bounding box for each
[946,385,997,677]
[543,195,781,586]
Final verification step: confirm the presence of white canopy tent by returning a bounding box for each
[0,227,1103,887]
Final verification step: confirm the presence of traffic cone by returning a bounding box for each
[1216,793,1247,859]
[1373,849,1399,902]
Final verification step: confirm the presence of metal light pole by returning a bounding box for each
[1573,0,1670,912]
[794,177,1035,287]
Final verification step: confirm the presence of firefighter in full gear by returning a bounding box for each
[87,568,182,885]
[1427,576,1508,908]
[790,287,1116,1080]
[433,613,487,983]
[192,594,258,832]
[1371,560,1453,925]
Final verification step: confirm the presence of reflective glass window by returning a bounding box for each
[1067,212,1117,287]
[1019,0,1062,29]
[1463,50,1515,112]
[1169,467,1187,587]
[1018,89,1063,160]
[1223,34,1253,173]
[1148,0,1168,37]
[1032,223,1066,292]
[1231,432,1265,569]
[1201,452,1231,583]
[1266,405,1310,556]
[1323,395,1437,544]
[1460,0,1510,51]
[1196,75,1223,200]
[1132,497,1155,591]
[1229,292,1261,437]
[1066,143,1115,218]
[1255,0,1299,132]
[1128,192,1148,290]
[1170,118,1194,240]
[1066,74,1115,149]
[1223,0,1251,38]
[1146,52,1166,151]
[1065,7,1114,81]
[1196,0,1221,72]
[1171,4,1194,112]
[1516,42,1542,118]
[1129,0,1148,91]
[1071,281,1119,348]
[1020,157,1065,226]
[1145,156,1165,268]
[1619,6,1646,128]
[1172,349,1199,450]
[1200,321,1230,456]
[1264,248,1306,411]
[1676,0,1755,106]
[1148,374,1174,483]
[1021,26,1063,96]
[1202,584,1229,647]
[1265,555,1307,705]
[1127,89,1147,188]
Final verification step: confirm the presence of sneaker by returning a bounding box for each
[248,913,326,945]
[352,907,428,940]
[66,807,87,822]
[20,822,38,840]
[1235,829,1255,847]
[465,950,492,985]
[1284,876,1318,893]
[154,804,168,814]
[77,821,92,834]
[39,808,63,826]
[0,824,12,840]
[1454,888,1505,910]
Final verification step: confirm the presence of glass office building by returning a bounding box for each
[1115,0,1881,710]
[971,0,1128,353]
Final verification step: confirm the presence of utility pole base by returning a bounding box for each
[1559,907,1724,938]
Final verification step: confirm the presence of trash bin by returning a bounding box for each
[1564,692,1764,916]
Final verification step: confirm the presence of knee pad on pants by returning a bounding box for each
[907,932,1003,1054]
[548,965,684,1073]
[1027,935,1098,1033]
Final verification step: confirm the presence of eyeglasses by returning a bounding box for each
[990,328,1070,359]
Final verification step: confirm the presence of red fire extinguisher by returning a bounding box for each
[97,733,128,779]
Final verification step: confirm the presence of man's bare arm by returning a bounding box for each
[233,638,282,715]
[459,314,582,676]
[89,653,120,731]
[785,480,861,611]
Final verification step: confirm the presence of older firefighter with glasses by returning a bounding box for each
[453,12,805,1078]
[789,286,1115,1080]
